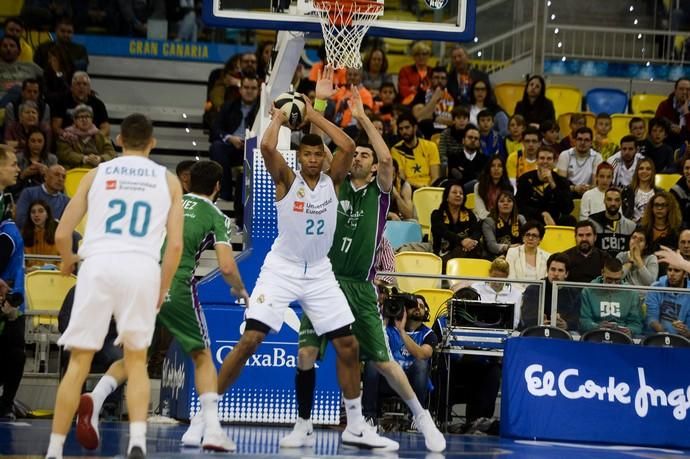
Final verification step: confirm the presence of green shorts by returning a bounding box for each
[298,279,391,362]
[156,282,209,354]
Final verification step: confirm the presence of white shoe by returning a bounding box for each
[413,410,446,452]
[181,413,204,447]
[201,427,236,452]
[279,418,315,448]
[341,422,399,451]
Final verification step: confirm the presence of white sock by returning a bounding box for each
[46,433,65,458]
[199,392,221,431]
[128,421,147,454]
[404,397,424,418]
[91,375,118,415]
[343,395,365,428]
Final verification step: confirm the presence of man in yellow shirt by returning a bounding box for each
[391,113,441,189]
[3,18,33,63]
[506,126,541,187]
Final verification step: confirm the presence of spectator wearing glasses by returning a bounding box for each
[556,126,603,198]
[505,220,550,281]
[640,191,682,255]
[506,126,541,187]
[579,257,644,337]
[398,41,431,104]
[56,104,114,169]
[655,77,690,150]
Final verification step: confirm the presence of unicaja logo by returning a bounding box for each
[162,356,185,399]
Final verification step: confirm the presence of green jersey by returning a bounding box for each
[328,177,390,281]
[173,193,232,285]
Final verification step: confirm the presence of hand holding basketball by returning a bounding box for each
[315,64,337,100]
[270,105,289,125]
[274,92,307,129]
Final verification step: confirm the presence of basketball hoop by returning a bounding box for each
[312,0,384,69]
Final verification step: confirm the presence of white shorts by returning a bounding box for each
[245,252,354,336]
[58,253,160,351]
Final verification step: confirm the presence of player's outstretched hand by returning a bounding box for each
[60,253,79,276]
[315,64,336,100]
[232,287,250,307]
[348,87,365,121]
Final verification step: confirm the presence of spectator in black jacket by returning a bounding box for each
[563,220,610,283]
[513,75,556,128]
[446,45,489,106]
[516,146,575,226]
[448,125,488,193]
[642,117,675,173]
[209,74,259,226]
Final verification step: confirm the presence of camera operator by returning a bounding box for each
[0,213,26,420]
[362,293,437,427]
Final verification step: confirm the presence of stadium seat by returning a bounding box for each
[465,192,475,210]
[0,0,23,18]
[64,168,91,198]
[630,93,666,114]
[520,325,572,340]
[539,225,575,253]
[571,198,581,220]
[655,173,681,191]
[445,258,491,278]
[642,332,690,348]
[545,84,582,119]
[585,88,628,115]
[581,328,633,345]
[413,288,454,327]
[394,251,442,292]
[384,220,423,250]
[609,114,645,146]
[557,112,596,136]
[412,187,444,238]
[494,82,525,116]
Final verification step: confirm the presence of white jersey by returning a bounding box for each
[79,155,170,261]
[270,171,337,264]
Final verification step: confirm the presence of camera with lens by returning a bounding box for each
[380,285,418,321]
[3,291,23,308]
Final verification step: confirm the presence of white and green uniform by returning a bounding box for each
[157,193,232,353]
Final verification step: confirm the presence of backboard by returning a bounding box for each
[203,0,476,42]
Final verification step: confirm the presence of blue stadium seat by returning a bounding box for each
[585,88,628,115]
[384,220,423,250]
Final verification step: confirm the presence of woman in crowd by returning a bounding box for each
[15,127,57,191]
[622,158,660,223]
[472,155,513,220]
[616,229,659,286]
[56,104,115,169]
[389,159,414,220]
[482,190,526,258]
[513,75,556,127]
[4,101,51,155]
[504,114,526,155]
[640,190,682,253]
[256,41,274,81]
[361,48,393,97]
[579,162,614,220]
[431,179,483,268]
[398,41,432,104]
[22,200,59,271]
[505,220,550,281]
[468,79,509,137]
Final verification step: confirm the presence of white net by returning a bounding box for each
[312,0,383,69]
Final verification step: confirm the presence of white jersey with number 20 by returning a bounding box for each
[79,156,171,262]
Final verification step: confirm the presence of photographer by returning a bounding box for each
[0,215,26,420]
[362,293,437,427]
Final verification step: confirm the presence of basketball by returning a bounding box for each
[274,91,308,129]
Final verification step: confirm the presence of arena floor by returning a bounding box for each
[1,420,689,458]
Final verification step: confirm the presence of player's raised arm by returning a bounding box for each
[350,90,393,193]
[55,168,97,275]
[158,171,184,308]
[260,108,295,200]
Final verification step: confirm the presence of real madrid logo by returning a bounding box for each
[425,0,448,9]
[257,294,265,303]
[297,188,305,198]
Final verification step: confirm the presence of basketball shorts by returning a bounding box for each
[157,281,209,354]
[299,279,392,362]
[58,253,160,351]
[245,252,354,336]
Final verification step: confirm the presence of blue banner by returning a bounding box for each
[544,59,689,82]
[501,337,690,448]
[161,306,341,423]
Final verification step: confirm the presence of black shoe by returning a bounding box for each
[127,446,145,459]
[0,409,16,421]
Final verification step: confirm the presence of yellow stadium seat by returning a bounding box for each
[0,0,23,18]
[445,257,492,278]
[631,93,666,114]
[557,112,596,136]
[571,198,581,220]
[394,251,442,292]
[539,225,575,253]
[494,82,525,116]
[414,288,454,326]
[655,173,681,191]
[609,114,647,146]
[25,270,76,330]
[64,167,91,198]
[412,186,444,238]
[465,193,475,210]
[545,85,583,120]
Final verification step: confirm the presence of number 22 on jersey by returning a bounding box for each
[305,218,324,235]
